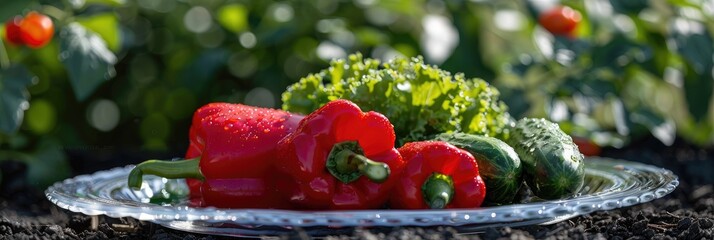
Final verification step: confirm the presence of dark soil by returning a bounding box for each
[2,136,714,239]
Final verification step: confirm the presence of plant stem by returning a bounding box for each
[41,5,68,23]
[0,39,10,69]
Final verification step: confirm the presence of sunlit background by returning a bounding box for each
[2,0,714,187]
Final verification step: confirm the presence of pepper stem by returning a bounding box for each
[326,141,390,183]
[422,173,455,209]
[127,157,203,190]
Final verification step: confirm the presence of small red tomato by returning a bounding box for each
[572,136,601,156]
[19,11,54,48]
[539,6,582,37]
[4,16,24,46]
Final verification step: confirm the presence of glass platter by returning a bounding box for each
[46,157,678,237]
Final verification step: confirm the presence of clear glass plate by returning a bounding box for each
[46,157,678,237]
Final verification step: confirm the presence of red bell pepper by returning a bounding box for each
[276,99,405,210]
[391,141,486,209]
[128,102,303,208]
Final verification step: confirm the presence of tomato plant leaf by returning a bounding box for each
[608,0,649,14]
[0,1,31,23]
[669,19,714,121]
[683,62,714,122]
[630,109,676,146]
[76,13,121,52]
[59,23,117,101]
[0,65,35,134]
[589,35,651,74]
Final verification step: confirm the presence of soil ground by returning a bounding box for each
[2,136,713,239]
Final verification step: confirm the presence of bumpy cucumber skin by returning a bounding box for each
[435,133,522,204]
[506,118,584,200]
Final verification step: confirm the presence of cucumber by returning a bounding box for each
[506,118,584,200]
[434,133,522,204]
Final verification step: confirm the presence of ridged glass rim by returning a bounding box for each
[46,157,678,230]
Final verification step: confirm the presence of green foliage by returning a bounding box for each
[1,0,714,187]
[497,0,714,147]
[217,4,248,33]
[670,22,714,122]
[0,65,34,133]
[25,99,56,134]
[76,14,121,51]
[26,139,71,188]
[283,53,513,143]
[59,23,117,101]
[0,1,31,22]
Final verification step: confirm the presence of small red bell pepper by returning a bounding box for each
[276,99,405,210]
[391,141,486,209]
[128,102,303,208]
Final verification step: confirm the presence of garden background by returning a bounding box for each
[2,0,714,238]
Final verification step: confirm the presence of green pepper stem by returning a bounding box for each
[127,157,203,190]
[353,153,390,183]
[326,141,390,183]
[422,173,455,209]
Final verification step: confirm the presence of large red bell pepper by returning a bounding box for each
[275,99,405,210]
[391,141,486,209]
[128,102,303,208]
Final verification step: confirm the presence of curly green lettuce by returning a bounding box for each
[282,53,514,144]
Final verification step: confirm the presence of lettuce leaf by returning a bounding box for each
[282,53,513,144]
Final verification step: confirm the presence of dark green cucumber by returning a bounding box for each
[434,133,522,204]
[506,118,584,200]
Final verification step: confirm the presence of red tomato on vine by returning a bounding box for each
[539,6,582,37]
[19,12,54,48]
[4,16,24,46]
[572,136,601,156]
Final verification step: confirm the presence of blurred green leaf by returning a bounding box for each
[683,63,714,122]
[0,65,34,134]
[552,37,591,60]
[86,0,126,6]
[609,96,630,136]
[26,139,70,188]
[507,58,536,77]
[590,35,648,73]
[443,9,495,80]
[69,0,126,9]
[562,74,617,100]
[670,25,714,74]
[67,0,85,8]
[640,31,670,77]
[0,1,31,22]
[179,48,230,94]
[667,0,703,8]
[670,20,714,121]
[499,86,530,119]
[163,88,196,120]
[630,109,676,146]
[609,0,649,14]
[76,13,121,52]
[218,4,249,33]
[59,23,117,101]
[32,40,64,76]
[355,27,389,46]
[25,99,56,134]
